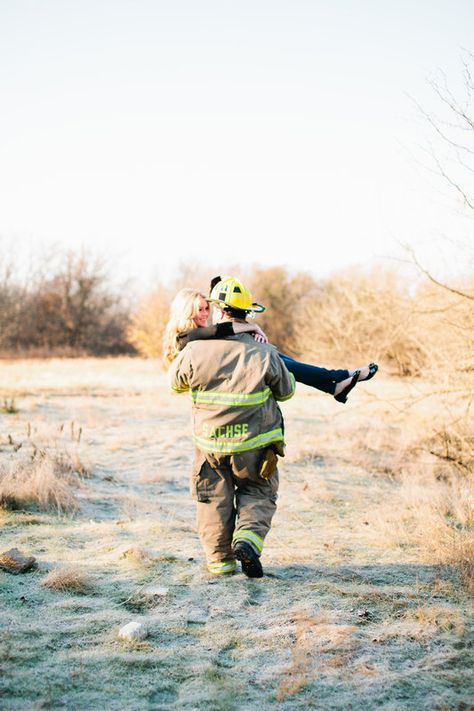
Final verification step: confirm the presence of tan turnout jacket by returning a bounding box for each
[169,332,295,454]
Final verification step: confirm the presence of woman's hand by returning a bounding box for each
[232,321,268,343]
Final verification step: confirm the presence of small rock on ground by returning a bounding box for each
[187,607,209,624]
[0,548,36,574]
[141,585,169,597]
[118,621,147,641]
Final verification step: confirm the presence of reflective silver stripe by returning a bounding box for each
[233,529,264,554]
[193,428,283,454]
[191,388,271,407]
[275,373,296,401]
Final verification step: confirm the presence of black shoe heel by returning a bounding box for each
[334,370,360,404]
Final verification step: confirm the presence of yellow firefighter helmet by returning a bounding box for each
[209,276,265,314]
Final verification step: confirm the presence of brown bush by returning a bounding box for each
[0,247,133,356]
[126,286,171,359]
[412,280,474,375]
[247,266,319,356]
[292,267,428,375]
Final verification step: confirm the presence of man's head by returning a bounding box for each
[208,276,265,322]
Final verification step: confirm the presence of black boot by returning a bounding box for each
[233,541,263,578]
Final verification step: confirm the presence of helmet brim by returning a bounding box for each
[209,299,266,314]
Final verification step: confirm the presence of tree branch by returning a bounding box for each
[404,245,474,300]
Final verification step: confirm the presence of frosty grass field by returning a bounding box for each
[0,358,473,710]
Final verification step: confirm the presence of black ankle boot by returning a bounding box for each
[233,542,263,578]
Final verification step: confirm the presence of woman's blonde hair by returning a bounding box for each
[162,288,208,364]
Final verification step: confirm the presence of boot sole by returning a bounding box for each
[234,545,263,578]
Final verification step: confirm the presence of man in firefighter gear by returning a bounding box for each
[169,276,295,577]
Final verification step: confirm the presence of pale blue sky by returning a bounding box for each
[0,1,473,287]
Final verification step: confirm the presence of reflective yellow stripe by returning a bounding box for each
[275,373,296,401]
[208,559,237,575]
[191,388,271,407]
[233,530,264,554]
[171,385,188,393]
[193,428,283,454]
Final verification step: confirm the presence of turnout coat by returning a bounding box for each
[169,332,295,455]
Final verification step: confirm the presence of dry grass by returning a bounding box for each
[289,366,474,591]
[0,412,92,513]
[362,397,473,590]
[120,546,160,563]
[276,609,358,702]
[0,451,82,513]
[58,448,92,478]
[0,359,473,711]
[368,471,474,592]
[41,566,92,593]
[1,397,18,414]
[404,603,465,633]
[373,604,465,641]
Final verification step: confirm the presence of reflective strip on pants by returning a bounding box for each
[208,559,237,575]
[232,529,264,555]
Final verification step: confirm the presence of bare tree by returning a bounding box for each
[390,56,474,481]
[0,250,25,352]
[422,52,474,210]
[2,247,132,355]
[408,51,474,298]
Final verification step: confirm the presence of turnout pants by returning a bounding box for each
[191,448,279,574]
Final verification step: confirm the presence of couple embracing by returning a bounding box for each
[165,276,378,578]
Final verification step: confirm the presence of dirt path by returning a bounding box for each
[1,360,472,710]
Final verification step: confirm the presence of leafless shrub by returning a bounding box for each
[293,267,429,376]
[247,266,318,356]
[425,416,474,478]
[410,279,474,375]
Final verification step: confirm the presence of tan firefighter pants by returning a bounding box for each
[190,448,279,573]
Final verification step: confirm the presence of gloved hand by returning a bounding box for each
[259,448,278,480]
[258,441,285,480]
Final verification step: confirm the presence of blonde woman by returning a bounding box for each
[163,288,268,366]
[163,284,377,403]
